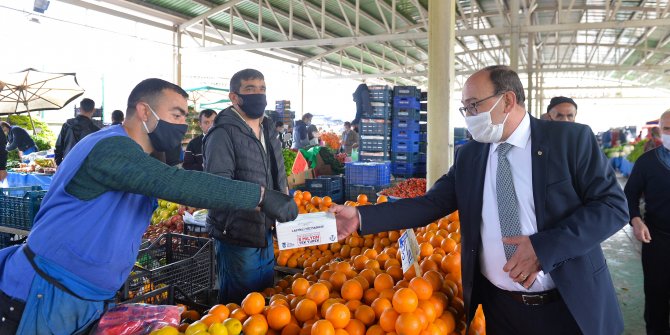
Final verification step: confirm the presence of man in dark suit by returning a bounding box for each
[332,65,628,335]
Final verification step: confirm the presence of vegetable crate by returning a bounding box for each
[346,184,390,202]
[392,118,424,132]
[369,102,391,119]
[345,162,391,186]
[119,233,214,303]
[393,96,421,110]
[0,186,47,230]
[393,86,421,99]
[360,135,391,152]
[368,85,392,102]
[306,177,344,203]
[360,119,391,136]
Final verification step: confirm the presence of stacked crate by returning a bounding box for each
[359,85,392,162]
[305,175,344,204]
[275,100,295,129]
[391,86,427,178]
[344,162,391,202]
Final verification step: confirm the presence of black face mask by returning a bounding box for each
[143,104,188,152]
[236,93,267,119]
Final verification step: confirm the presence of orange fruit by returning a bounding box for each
[322,196,333,207]
[353,275,370,291]
[320,298,342,318]
[282,323,302,335]
[329,271,348,291]
[242,292,266,315]
[311,319,335,335]
[231,308,249,322]
[439,312,456,333]
[365,325,385,335]
[292,278,310,296]
[386,266,404,282]
[344,319,366,335]
[325,303,351,329]
[392,288,419,313]
[376,195,388,203]
[334,261,352,273]
[295,299,318,322]
[440,238,457,254]
[363,288,380,305]
[302,191,312,202]
[373,273,394,292]
[243,314,269,335]
[354,305,376,326]
[356,194,368,204]
[200,313,222,326]
[422,271,443,292]
[209,304,230,321]
[417,300,437,323]
[344,299,363,313]
[395,312,422,335]
[419,242,434,258]
[370,297,392,318]
[379,308,399,332]
[353,255,369,270]
[408,277,433,300]
[440,252,461,275]
[306,283,330,305]
[341,279,364,301]
[181,309,200,321]
[267,305,292,330]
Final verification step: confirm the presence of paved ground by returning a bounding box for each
[603,225,645,334]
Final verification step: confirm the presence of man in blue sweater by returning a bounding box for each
[624,110,670,335]
[1,122,38,158]
[0,78,297,334]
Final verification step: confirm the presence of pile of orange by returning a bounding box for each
[293,191,336,214]
[168,207,486,335]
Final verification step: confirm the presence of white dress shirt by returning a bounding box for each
[479,113,556,292]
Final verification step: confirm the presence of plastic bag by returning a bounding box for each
[351,148,359,162]
[91,304,182,335]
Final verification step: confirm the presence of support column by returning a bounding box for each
[527,33,534,115]
[299,64,305,117]
[173,26,182,86]
[427,0,455,188]
[509,0,520,70]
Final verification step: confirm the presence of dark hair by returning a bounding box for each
[275,121,284,128]
[302,113,313,121]
[198,109,216,121]
[80,98,95,113]
[483,65,525,107]
[0,121,10,131]
[230,69,264,93]
[111,110,124,123]
[126,78,188,117]
[344,121,351,127]
[547,96,577,113]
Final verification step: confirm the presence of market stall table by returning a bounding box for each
[5,172,53,190]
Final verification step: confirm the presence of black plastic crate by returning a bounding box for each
[420,142,427,153]
[0,186,47,230]
[392,152,426,164]
[345,184,390,202]
[368,85,392,102]
[360,135,391,152]
[420,132,427,142]
[369,102,391,119]
[393,96,420,110]
[360,119,391,136]
[120,233,214,303]
[306,177,341,194]
[393,86,421,98]
[359,151,391,163]
[0,232,26,249]
[392,139,421,152]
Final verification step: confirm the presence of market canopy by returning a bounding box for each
[68,0,670,90]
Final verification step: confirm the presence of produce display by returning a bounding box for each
[147,186,486,335]
[282,149,298,177]
[626,139,648,163]
[318,148,344,175]
[144,200,197,241]
[11,158,57,174]
[379,178,427,199]
[320,132,341,151]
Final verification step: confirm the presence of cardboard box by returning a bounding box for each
[276,212,338,250]
[288,168,314,188]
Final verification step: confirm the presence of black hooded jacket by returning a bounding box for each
[203,106,288,247]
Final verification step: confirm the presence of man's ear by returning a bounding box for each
[136,102,150,122]
[504,91,517,113]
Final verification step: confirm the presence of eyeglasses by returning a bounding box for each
[459,93,503,117]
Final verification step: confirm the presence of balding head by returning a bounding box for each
[660,110,670,134]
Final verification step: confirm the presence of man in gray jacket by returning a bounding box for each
[203,69,288,304]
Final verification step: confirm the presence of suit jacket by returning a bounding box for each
[358,115,628,335]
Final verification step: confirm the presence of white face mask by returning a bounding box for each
[464,95,508,143]
[662,134,670,150]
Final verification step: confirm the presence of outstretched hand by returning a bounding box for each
[329,205,360,240]
[502,235,541,289]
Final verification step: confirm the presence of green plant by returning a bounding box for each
[2,114,56,149]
